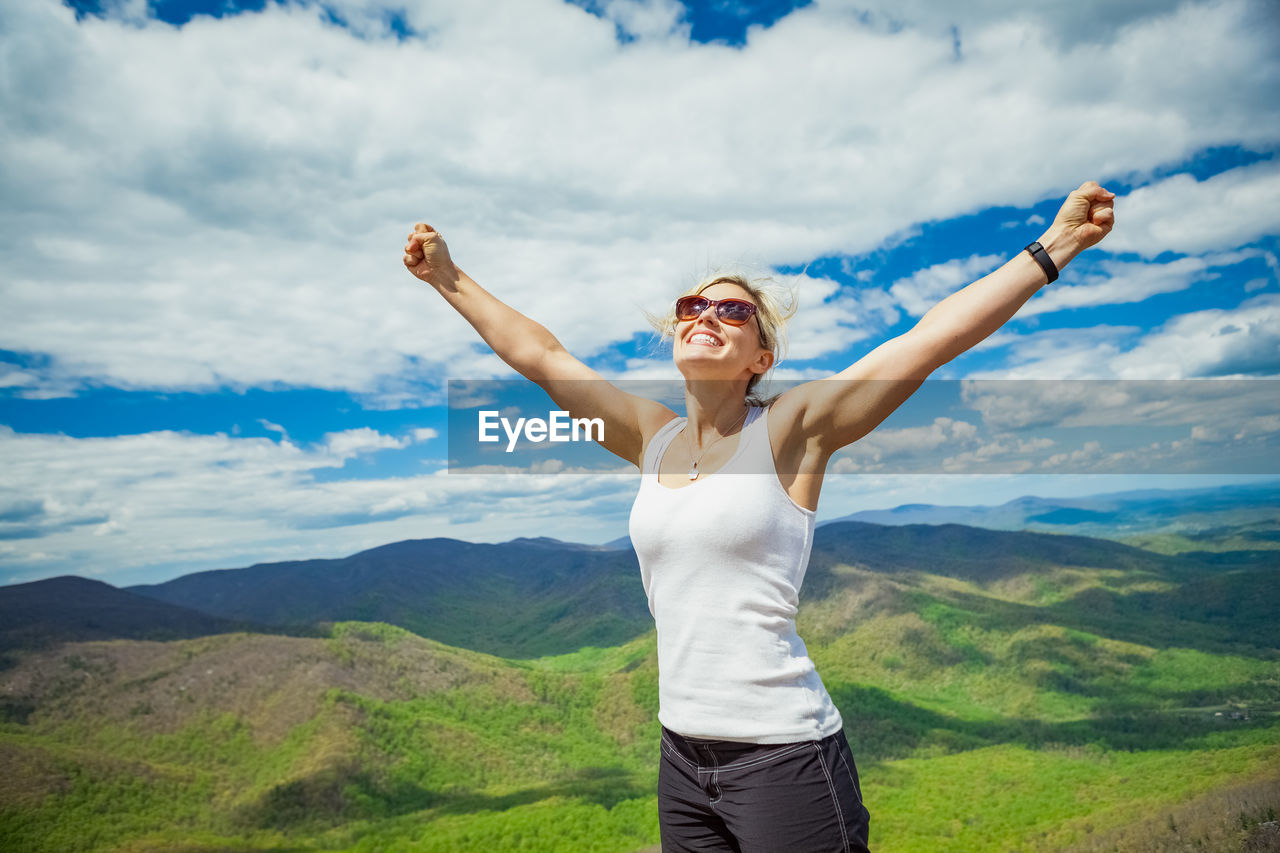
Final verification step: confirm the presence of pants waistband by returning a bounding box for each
[661,725,814,765]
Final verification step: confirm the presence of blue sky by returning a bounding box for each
[2,0,1278,586]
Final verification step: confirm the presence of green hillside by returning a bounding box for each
[115,520,1273,663]
[125,538,651,659]
[0,624,662,853]
[2,548,1278,852]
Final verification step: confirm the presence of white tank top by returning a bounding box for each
[628,404,844,743]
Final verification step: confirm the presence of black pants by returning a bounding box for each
[658,725,872,852]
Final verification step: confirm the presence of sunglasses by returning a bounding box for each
[674,295,758,326]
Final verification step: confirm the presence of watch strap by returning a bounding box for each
[1024,241,1059,284]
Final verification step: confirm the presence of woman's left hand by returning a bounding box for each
[1047,180,1116,255]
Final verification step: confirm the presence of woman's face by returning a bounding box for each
[673,282,773,380]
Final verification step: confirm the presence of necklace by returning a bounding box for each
[683,405,749,480]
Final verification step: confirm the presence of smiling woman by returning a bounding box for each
[401,180,1114,852]
[647,273,797,406]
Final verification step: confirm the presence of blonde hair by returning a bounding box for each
[647,269,798,404]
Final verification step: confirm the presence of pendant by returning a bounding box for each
[688,463,699,480]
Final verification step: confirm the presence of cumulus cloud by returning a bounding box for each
[323,426,409,456]
[940,434,1054,474]
[3,0,1279,583]
[824,378,1279,475]
[1109,293,1280,379]
[889,254,1003,318]
[0,367,36,389]
[1105,160,1280,257]
[782,273,894,361]
[2,0,1278,399]
[814,0,1274,49]
[0,424,638,585]
[970,293,1280,379]
[1020,250,1263,317]
[594,0,688,40]
[959,377,1280,431]
[960,325,1139,379]
[829,416,981,472]
[257,419,290,440]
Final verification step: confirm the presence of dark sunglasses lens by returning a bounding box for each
[717,300,756,325]
[676,296,710,320]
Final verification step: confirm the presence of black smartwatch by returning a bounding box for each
[1024,241,1059,284]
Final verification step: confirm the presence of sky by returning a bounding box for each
[1,0,1278,587]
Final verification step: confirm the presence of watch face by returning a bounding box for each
[1026,243,1057,282]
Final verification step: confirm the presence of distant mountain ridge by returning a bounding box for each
[126,536,650,659]
[4,481,1276,660]
[822,480,1280,542]
[123,518,1268,658]
[807,520,1203,585]
[0,575,289,657]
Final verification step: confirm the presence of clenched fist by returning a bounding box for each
[403,223,458,290]
[1048,181,1116,254]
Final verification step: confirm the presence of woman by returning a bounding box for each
[402,181,1115,852]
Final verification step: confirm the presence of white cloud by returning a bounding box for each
[1,0,1277,397]
[1109,292,1280,379]
[1105,160,1280,257]
[813,0,1264,49]
[3,0,1278,581]
[972,293,1280,380]
[825,378,1280,475]
[889,254,1003,318]
[0,368,36,389]
[257,419,289,440]
[1039,440,1109,471]
[958,377,1280,431]
[966,324,1131,375]
[0,425,640,585]
[323,427,409,457]
[829,416,980,472]
[597,0,688,40]
[0,397,1270,585]
[782,274,890,361]
[1021,250,1262,317]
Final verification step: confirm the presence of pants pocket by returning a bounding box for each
[828,732,870,852]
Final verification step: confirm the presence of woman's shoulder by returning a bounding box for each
[636,409,683,464]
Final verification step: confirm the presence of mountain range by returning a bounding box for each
[822,479,1280,550]
[0,480,1276,852]
[2,481,1275,660]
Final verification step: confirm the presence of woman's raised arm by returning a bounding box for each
[773,181,1116,453]
[403,223,674,465]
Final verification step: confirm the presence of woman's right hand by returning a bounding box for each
[398,220,675,466]
[403,223,458,290]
